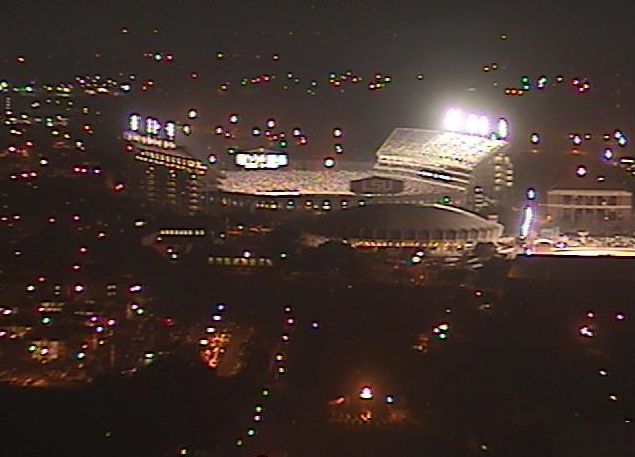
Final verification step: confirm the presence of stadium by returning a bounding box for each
[213,110,511,213]
[311,203,504,250]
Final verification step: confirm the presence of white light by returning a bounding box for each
[165,121,176,139]
[359,386,373,400]
[145,117,161,136]
[477,116,490,137]
[129,113,141,132]
[466,114,479,135]
[520,205,534,239]
[443,108,463,132]
[494,118,509,140]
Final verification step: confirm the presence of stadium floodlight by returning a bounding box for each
[164,121,176,139]
[497,118,509,140]
[477,116,490,137]
[520,205,534,239]
[129,113,141,132]
[443,108,463,132]
[466,114,479,135]
[145,117,161,136]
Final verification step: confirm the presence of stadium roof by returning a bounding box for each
[315,203,502,233]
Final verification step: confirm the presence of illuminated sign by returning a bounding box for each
[235,152,289,170]
[124,131,177,150]
[145,117,161,135]
[129,113,142,132]
[134,149,207,173]
[418,169,453,182]
[165,121,176,139]
[443,108,509,139]
[128,113,177,139]
[350,177,404,194]
[159,228,206,237]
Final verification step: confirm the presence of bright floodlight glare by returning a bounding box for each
[164,121,176,139]
[443,108,463,132]
[466,113,479,135]
[520,205,534,239]
[477,116,490,137]
[497,118,509,139]
[129,113,141,132]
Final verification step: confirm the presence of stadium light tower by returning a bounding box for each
[443,108,463,132]
[466,114,480,135]
[477,116,490,137]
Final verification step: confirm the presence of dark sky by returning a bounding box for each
[1,0,634,187]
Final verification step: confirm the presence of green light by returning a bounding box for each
[247,428,256,437]
[440,196,452,205]
[235,439,243,447]
[41,316,52,325]
[261,388,270,397]
[27,344,37,352]
[254,405,264,413]
[278,139,288,148]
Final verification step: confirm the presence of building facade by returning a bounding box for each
[545,188,632,235]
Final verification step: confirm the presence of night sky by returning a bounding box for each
[2,0,634,186]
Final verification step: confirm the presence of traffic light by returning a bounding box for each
[520,75,531,91]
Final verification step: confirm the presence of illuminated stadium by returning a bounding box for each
[214,109,511,211]
[217,170,442,197]
[373,127,509,192]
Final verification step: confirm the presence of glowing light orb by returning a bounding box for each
[359,386,373,400]
[323,157,336,168]
[530,133,541,144]
[575,165,587,177]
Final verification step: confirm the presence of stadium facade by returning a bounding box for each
[121,113,513,241]
[214,127,512,215]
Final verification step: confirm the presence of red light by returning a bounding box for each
[124,144,134,152]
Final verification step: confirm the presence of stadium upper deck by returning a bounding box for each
[373,128,508,191]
